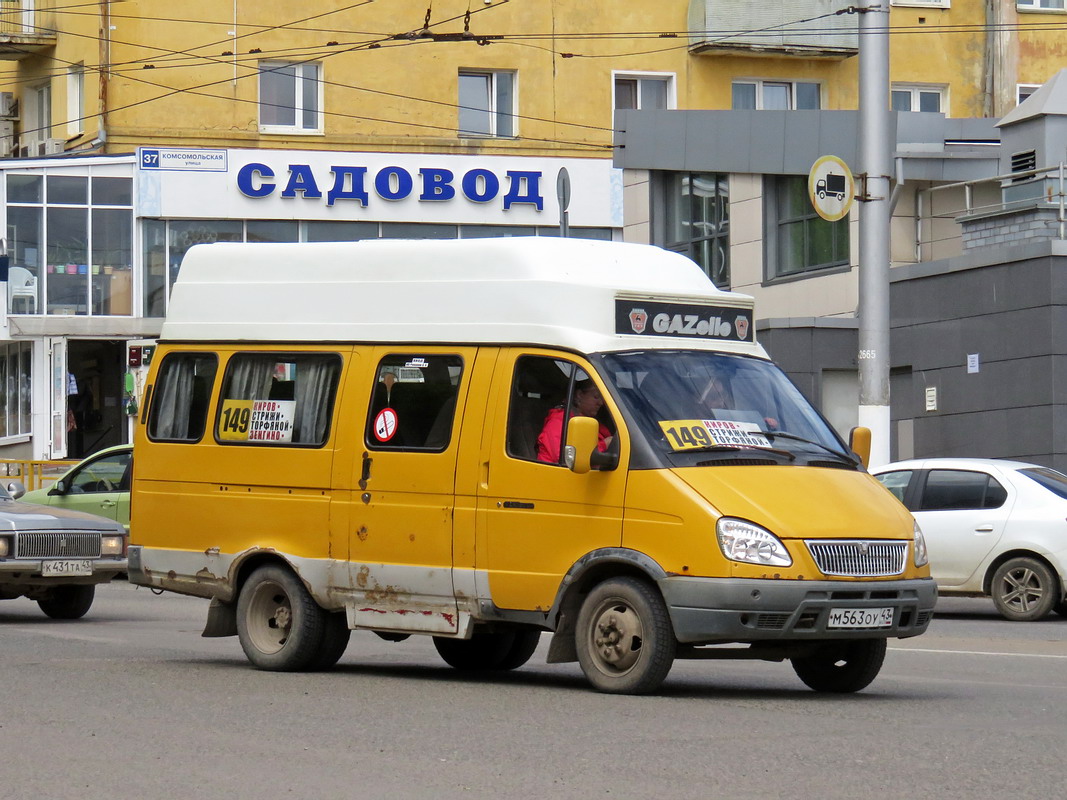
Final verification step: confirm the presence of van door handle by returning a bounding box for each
[359,452,372,490]
[974,524,994,532]
[501,501,535,509]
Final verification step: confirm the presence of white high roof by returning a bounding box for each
[161,238,763,356]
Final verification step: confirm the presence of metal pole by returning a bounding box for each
[857,0,892,467]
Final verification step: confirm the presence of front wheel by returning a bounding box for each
[575,577,676,695]
[791,638,886,693]
[236,565,328,671]
[991,557,1057,621]
[38,584,95,619]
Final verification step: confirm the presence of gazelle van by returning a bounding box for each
[128,238,935,694]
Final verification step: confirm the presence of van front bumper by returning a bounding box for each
[659,576,937,644]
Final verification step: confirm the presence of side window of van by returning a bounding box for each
[216,353,342,447]
[147,353,218,442]
[507,356,614,465]
[366,355,463,451]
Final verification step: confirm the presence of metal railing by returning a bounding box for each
[916,162,1067,260]
[0,458,77,492]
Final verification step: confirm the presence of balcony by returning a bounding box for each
[0,1,57,59]
[688,0,857,59]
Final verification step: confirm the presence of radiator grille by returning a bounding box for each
[16,532,102,559]
[806,540,907,577]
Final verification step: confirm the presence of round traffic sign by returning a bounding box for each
[808,155,855,222]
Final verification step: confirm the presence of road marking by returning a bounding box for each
[890,646,1067,659]
[3,626,126,644]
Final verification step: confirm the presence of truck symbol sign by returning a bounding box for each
[816,173,847,201]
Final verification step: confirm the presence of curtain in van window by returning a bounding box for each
[149,354,216,441]
[293,358,335,443]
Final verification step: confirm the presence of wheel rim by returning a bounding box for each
[245,579,293,655]
[586,596,645,677]
[998,565,1045,614]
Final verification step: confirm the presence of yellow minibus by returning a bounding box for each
[128,238,935,694]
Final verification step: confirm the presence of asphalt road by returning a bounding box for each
[1,583,1064,800]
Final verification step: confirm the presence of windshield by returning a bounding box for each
[598,350,855,468]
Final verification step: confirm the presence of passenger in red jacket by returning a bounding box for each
[537,379,613,464]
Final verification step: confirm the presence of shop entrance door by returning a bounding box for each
[65,340,127,458]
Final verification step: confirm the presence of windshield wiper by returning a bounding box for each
[755,430,859,466]
[684,443,796,461]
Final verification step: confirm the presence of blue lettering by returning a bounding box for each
[374,167,414,201]
[326,166,369,207]
[503,171,544,210]
[280,164,322,199]
[419,168,456,201]
[237,163,276,198]
[461,169,500,204]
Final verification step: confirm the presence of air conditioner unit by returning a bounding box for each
[0,93,15,119]
[0,120,14,158]
[42,138,65,155]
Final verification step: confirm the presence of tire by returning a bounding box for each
[791,638,887,693]
[310,611,351,671]
[236,565,328,671]
[991,556,1057,621]
[433,629,536,671]
[37,584,95,620]
[575,577,676,695]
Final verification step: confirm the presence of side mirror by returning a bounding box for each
[849,426,872,470]
[49,478,68,496]
[5,480,26,500]
[563,417,599,474]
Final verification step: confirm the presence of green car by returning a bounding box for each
[22,445,132,532]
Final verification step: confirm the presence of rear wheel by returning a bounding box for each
[791,639,886,693]
[433,628,539,671]
[236,565,327,671]
[37,585,95,620]
[575,577,676,695]
[991,557,1057,621]
[310,611,351,670]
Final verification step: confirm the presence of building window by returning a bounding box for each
[1017,84,1041,104]
[664,173,730,288]
[258,61,321,133]
[614,74,672,110]
[0,342,32,439]
[1016,0,1064,9]
[891,85,945,112]
[6,173,133,317]
[458,70,515,137]
[890,0,949,6]
[732,80,820,110]
[67,65,84,136]
[765,176,849,279]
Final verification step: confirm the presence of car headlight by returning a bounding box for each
[913,521,929,567]
[101,534,126,557]
[0,535,10,558]
[716,518,792,567]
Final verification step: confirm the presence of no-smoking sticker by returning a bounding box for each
[373,408,398,442]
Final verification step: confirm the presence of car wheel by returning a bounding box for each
[575,577,676,695]
[433,629,535,671]
[791,639,886,693]
[236,565,328,671]
[37,585,95,620]
[991,556,1057,621]
[310,611,351,671]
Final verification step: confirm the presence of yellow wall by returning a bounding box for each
[2,2,1067,156]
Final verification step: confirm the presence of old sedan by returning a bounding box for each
[872,458,1067,621]
[0,479,128,619]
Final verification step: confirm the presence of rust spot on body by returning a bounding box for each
[356,526,369,542]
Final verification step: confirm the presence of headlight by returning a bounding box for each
[913,521,929,567]
[0,535,10,558]
[101,534,126,557]
[716,518,792,567]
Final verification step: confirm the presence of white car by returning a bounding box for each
[872,458,1067,622]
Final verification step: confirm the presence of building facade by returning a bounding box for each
[1,0,1065,459]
